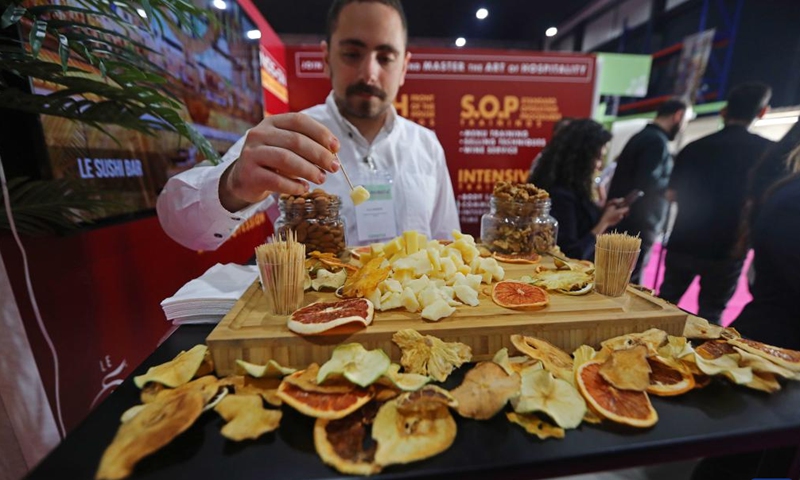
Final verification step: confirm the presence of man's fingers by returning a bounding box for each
[244,145,328,185]
[251,127,339,174]
[269,112,340,155]
[248,165,309,197]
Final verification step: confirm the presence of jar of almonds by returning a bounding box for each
[275,189,345,256]
[530,197,559,254]
[480,182,553,255]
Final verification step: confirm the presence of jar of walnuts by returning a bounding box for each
[275,189,345,256]
[480,182,558,255]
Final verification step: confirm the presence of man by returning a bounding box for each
[157,0,459,251]
[660,82,774,324]
[606,98,691,285]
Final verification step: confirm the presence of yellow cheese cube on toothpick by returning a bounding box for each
[350,186,371,205]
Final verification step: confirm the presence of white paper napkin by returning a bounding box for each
[161,263,258,324]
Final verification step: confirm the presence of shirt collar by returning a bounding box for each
[324,91,398,143]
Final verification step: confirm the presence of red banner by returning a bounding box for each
[286,46,596,236]
[238,0,289,116]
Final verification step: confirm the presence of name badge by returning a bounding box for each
[355,183,398,243]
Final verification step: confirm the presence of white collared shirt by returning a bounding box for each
[156,92,460,250]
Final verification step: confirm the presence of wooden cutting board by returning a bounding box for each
[207,259,687,375]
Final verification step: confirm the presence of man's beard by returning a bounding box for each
[667,122,681,141]
[339,82,389,119]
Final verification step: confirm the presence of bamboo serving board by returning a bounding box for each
[207,259,687,375]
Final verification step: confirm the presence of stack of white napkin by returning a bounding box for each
[161,263,259,325]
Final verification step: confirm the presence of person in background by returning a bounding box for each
[606,98,691,284]
[691,147,800,480]
[530,119,629,260]
[527,117,573,183]
[744,120,800,232]
[732,120,800,265]
[660,82,774,324]
[732,144,800,349]
[156,0,459,251]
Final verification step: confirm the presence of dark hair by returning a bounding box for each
[530,119,612,199]
[656,98,688,118]
[725,82,772,122]
[326,0,408,46]
[553,117,573,136]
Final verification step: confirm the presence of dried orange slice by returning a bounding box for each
[576,361,658,428]
[492,251,541,264]
[492,281,549,309]
[309,251,358,272]
[276,378,373,420]
[646,356,695,397]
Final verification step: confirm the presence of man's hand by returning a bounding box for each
[219,113,341,212]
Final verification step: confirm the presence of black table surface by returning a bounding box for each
[27,325,800,480]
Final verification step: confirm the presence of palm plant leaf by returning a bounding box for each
[0,176,122,235]
[0,0,222,163]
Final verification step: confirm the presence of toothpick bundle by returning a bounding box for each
[255,230,306,315]
[594,232,642,297]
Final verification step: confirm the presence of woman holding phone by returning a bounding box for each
[531,119,629,260]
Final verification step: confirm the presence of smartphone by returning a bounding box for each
[622,189,644,207]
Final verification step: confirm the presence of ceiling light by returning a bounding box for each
[136,8,147,18]
[476,8,488,20]
[212,0,227,10]
[546,27,558,37]
[455,37,466,47]
[246,29,261,40]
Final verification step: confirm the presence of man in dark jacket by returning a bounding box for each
[660,82,774,324]
[607,98,691,284]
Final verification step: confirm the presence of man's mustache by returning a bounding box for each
[346,83,387,100]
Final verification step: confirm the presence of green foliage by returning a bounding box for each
[0,176,121,235]
[0,0,229,235]
[0,0,221,163]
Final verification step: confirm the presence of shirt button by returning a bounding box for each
[231,217,241,221]
[348,132,353,138]
[214,233,223,238]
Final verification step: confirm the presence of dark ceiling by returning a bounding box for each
[253,0,592,50]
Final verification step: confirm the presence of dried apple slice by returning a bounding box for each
[450,362,519,420]
[728,338,800,372]
[599,345,651,392]
[511,334,574,384]
[372,399,456,467]
[317,343,391,388]
[377,363,431,392]
[214,394,282,441]
[133,344,208,389]
[512,367,586,429]
[311,268,348,291]
[236,359,296,378]
[506,412,565,440]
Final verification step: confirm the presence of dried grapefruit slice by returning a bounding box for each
[492,281,549,309]
[646,356,695,397]
[287,298,374,335]
[492,251,541,264]
[576,361,658,428]
[276,378,373,419]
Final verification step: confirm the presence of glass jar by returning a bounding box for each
[480,196,537,254]
[530,198,559,254]
[275,190,345,256]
